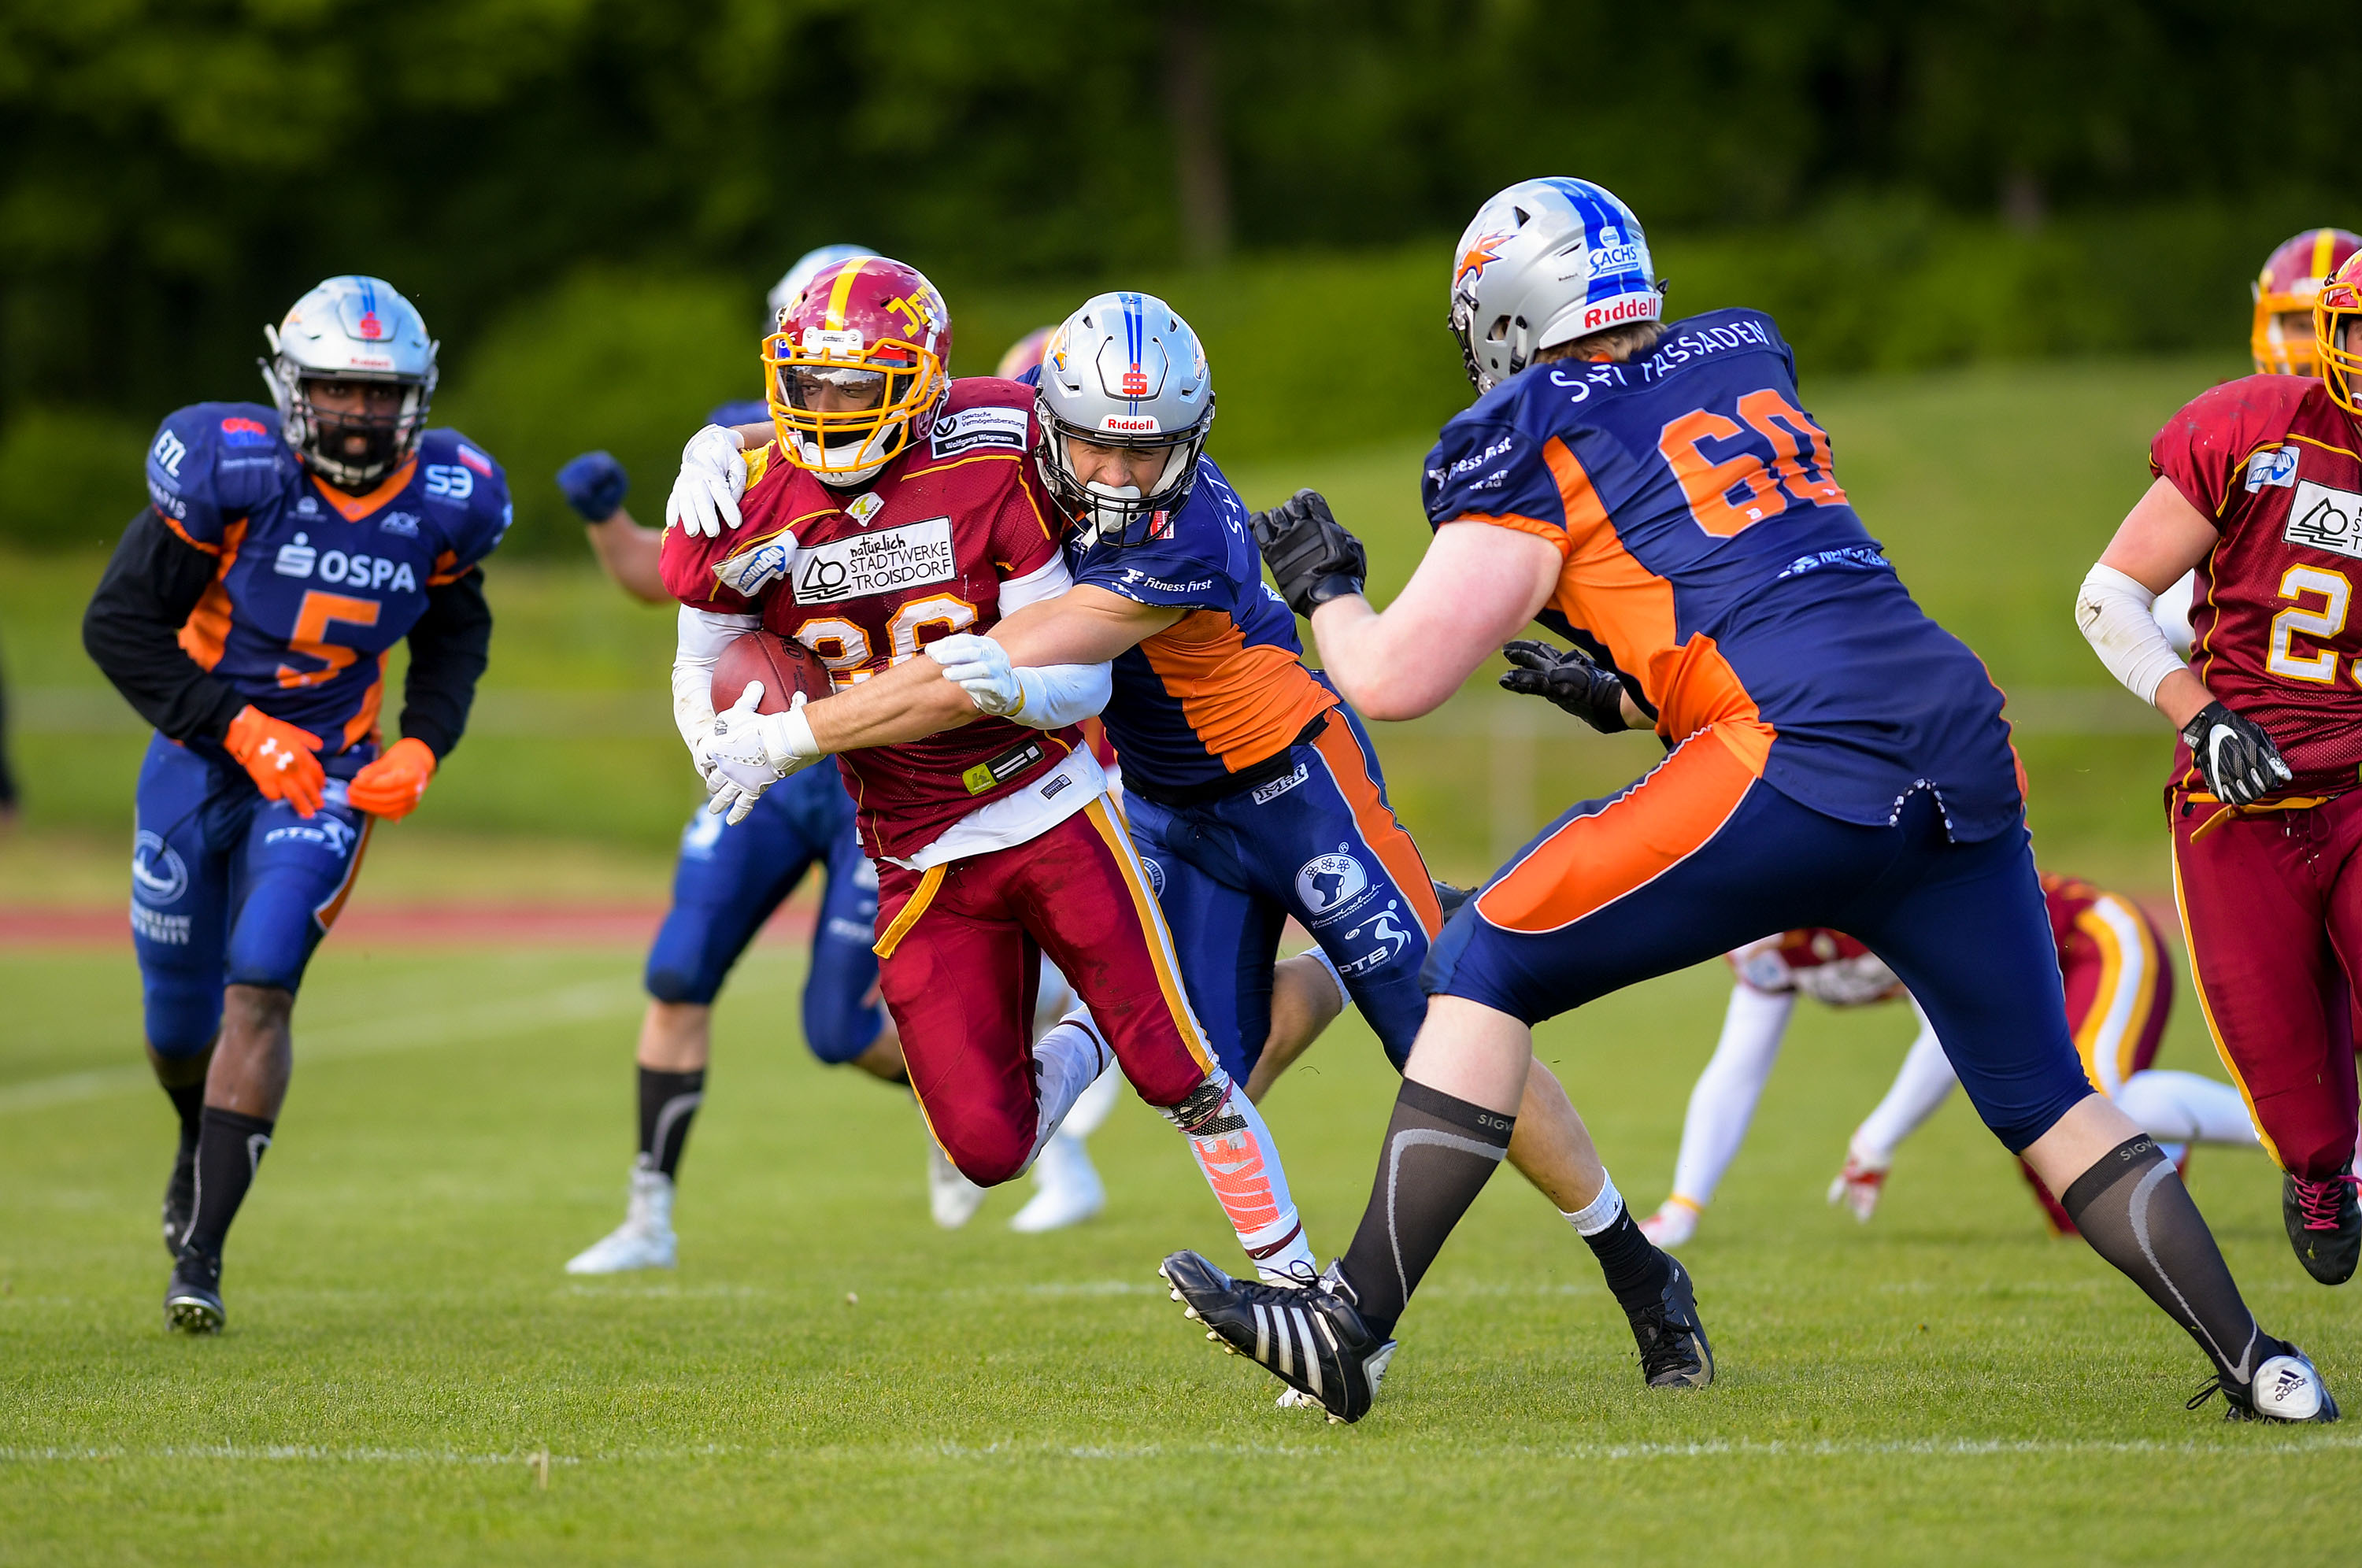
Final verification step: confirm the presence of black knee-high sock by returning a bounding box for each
[2063,1136,2264,1383]
[1336,1082,1514,1340]
[183,1108,274,1259]
[162,1079,205,1159]
[637,1067,705,1180]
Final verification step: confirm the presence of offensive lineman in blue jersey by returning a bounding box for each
[83,276,510,1333]
[1160,178,2339,1426]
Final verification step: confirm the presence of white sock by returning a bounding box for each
[1026,1008,1113,1168]
[1561,1171,1624,1236]
[1059,1058,1123,1141]
[2115,1068,2260,1147]
[1667,986,1794,1207]
[1167,1071,1316,1282]
[1850,1000,1957,1163]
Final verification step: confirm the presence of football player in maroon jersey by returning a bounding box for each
[2078,244,2362,1286]
[658,256,1321,1290]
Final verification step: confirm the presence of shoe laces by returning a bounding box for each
[2185,1374,2231,1415]
[1630,1300,1696,1383]
[2292,1173,2360,1231]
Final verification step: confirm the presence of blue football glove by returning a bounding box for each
[556,451,630,523]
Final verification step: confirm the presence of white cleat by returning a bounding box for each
[565,1165,677,1274]
[928,1145,988,1230]
[1638,1197,1700,1249]
[1010,1131,1105,1233]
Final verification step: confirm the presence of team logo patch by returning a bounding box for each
[131,830,187,906]
[846,491,885,526]
[274,534,317,578]
[1142,856,1167,897]
[1295,850,1372,927]
[1335,908,1413,976]
[219,416,273,447]
[1251,763,1309,805]
[929,406,1029,459]
[378,511,420,538]
[715,535,794,597]
[2285,480,2362,559]
[795,517,956,604]
[2246,448,2300,492]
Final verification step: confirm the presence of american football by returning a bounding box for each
[4,6,2355,1562]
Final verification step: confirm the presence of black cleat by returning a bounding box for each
[2192,1337,2340,1424]
[1627,1256,1713,1388]
[165,1245,225,1335]
[1159,1252,1395,1424]
[2282,1172,2360,1285]
[161,1145,196,1257]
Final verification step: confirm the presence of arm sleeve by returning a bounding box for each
[1008,661,1112,727]
[80,508,246,742]
[396,568,494,759]
[672,605,759,750]
[2075,562,2187,707]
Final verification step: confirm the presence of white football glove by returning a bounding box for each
[704,682,821,825]
[667,424,748,538]
[928,632,1024,716]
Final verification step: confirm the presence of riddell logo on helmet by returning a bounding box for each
[1581,296,1655,331]
[1099,415,1162,434]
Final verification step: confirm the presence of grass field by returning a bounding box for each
[8,353,2357,1562]
[2,939,2353,1565]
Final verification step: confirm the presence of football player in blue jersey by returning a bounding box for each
[1155,177,2338,1426]
[83,276,511,1333]
[553,252,1111,1267]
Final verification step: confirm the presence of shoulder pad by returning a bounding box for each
[145,401,292,538]
[416,429,513,560]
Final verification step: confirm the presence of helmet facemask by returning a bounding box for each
[764,325,943,486]
[2315,264,2362,418]
[257,279,437,492]
[1033,395,1212,549]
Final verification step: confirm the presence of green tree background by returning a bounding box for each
[0,0,2351,549]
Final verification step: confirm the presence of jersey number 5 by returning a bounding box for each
[276,591,382,690]
[1658,390,1847,538]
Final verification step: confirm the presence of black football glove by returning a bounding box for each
[1498,639,1632,734]
[1250,489,1367,617]
[2180,701,2294,807]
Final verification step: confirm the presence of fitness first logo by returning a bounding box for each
[2285,480,2362,560]
[1294,849,1373,927]
[131,830,187,906]
[795,517,956,604]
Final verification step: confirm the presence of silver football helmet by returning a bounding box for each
[1033,291,1214,546]
[766,243,876,328]
[260,276,438,490]
[1448,178,1664,394]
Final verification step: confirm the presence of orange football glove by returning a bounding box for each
[347,737,439,820]
[223,704,326,817]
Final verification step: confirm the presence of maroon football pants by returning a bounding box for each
[872,796,1215,1185]
[2171,787,2362,1181]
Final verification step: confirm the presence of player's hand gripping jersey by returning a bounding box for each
[1423,308,2020,839]
[1064,457,1337,794]
[660,378,1089,864]
[2150,373,2362,800]
[139,401,511,759]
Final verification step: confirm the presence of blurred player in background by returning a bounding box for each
[2077,235,2362,1289]
[83,276,509,1332]
[1583,874,2254,1248]
[553,251,1110,1269]
[662,255,1322,1290]
[1162,177,2334,1425]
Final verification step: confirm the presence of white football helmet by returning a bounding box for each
[260,276,438,490]
[1033,291,1214,546]
[1448,178,1664,394]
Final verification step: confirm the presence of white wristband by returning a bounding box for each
[2075,562,2187,708]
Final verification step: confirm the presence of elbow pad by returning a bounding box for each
[2075,563,2186,707]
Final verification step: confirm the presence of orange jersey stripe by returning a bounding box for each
[1476,724,1759,934]
[1136,611,1338,774]
[340,651,390,753]
[317,461,417,523]
[1309,718,1443,937]
[176,518,248,671]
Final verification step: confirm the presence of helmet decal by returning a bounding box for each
[258,275,437,492]
[1446,177,1663,394]
[1032,290,1214,548]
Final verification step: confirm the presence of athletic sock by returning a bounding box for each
[1562,1172,1674,1315]
[1027,1009,1113,1165]
[2062,1134,2264,1385]
[1335,1081,1514,1340]
[637,1067,705,1181]
[162,1078,206,1160]
[1163,1071,1316,1283]
[183,1107,274,1259]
